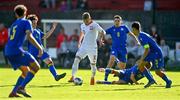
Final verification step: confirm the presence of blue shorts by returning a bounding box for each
[111,48,127,63]
[32,51,50,61]
[144,52,164,70]
[6,52,36,70]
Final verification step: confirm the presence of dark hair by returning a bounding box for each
[82,12,91,20]
[114,15,122,20]
[132,21,141,30]
[14,5,27,17]
[27,14,38,21]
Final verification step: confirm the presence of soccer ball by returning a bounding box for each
[74,77,83,85]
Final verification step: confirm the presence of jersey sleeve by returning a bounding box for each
[131,66,139,75]
[96,23,106,35]
[25,20,33,33]
[38,29,45,39]
[140,35,150,49]
[80,24,84,33]
[105,27,112,35]
[124,25,130,33]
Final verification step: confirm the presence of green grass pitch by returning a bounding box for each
[0,68,180,100]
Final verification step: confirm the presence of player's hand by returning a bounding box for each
[52,22,58,29]
[38,47,43,57]
[78,43,81,48]
[98,68,105,72]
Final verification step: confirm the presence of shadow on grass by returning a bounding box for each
[152,84,180,88]
[0,85,14,87]
[29,83,75,88]
[80,88,147,92]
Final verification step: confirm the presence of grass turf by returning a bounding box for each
[0,68,180,100]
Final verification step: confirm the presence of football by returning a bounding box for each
[74,77,83,85]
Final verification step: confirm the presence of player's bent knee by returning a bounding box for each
[91,63,96,66]
[155,70,164,77]
[29,62,40,73]
[19,66,29,77]
[44,58,53,65]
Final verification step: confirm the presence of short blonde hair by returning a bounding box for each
[114,15,122,20]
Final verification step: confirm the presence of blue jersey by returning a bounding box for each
[120,65,144,83]
[138,32,162,55]
[106,25,130,49]
[28,29,44,58]
[5,18,33,55]
[138,32,164,69]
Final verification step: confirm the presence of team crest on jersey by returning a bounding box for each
[90,26,94,30]
[121,28,124,31]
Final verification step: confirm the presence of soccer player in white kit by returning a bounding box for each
[68,12,106,85]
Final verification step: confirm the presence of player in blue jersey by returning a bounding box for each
[105,15,140,70]
[27,14,66,81]
[5,5,43,97]
[97,62,152,85]
[131,21,172,88]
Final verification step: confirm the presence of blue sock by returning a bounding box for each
[103,81,112,84]
[104,73,109,81]
[104,68,112,81]
[142,68,154,82]
[162,74,170,83]
[12,76,24,93]
[20,72,34,88]
[48,64,57,78]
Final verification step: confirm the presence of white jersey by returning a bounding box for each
[80,21,105,50]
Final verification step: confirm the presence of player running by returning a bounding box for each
[97,62,152,85]
[5,5,43,97]
[68,12,106,85]
[131,21,172,88]
[27,14,66,81]
[105,15,140,69]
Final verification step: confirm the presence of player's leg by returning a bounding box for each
[98,67,120,81]
[138,61,156,88]
[17,52,40,97]
[116,50,127,69]
[42,52,66,81]
[88,50,98,85]
[117,62,126,70]
[154,59,172,88]
[68,49,86,82]
[9,66,29,97]
[104,68,119,81]
[106,55,116,68]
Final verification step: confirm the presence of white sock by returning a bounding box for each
[72,58,80,76]
[90,63,97,77]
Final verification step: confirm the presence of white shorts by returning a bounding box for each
[76,47,97,64]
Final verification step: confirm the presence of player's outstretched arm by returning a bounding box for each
[26,30,43,57]
[42,22,57,39]
[78,31,84,48]
[128,32,141,46]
